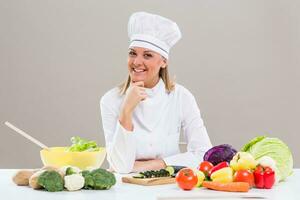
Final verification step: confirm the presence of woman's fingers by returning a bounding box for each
[140,93,147,101]
[131,81,146,93]
[128,80,147,101]
[121,81,147,115]
[139,90,147,95]
[139,90,147,101]
[131,81,144,87]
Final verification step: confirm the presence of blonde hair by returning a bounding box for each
[119,66,175,95]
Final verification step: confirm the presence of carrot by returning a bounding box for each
[202,181,250,192]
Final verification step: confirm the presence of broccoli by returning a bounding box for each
[66,167,79,176]
[37,171,64,192]
[81,168,116,190]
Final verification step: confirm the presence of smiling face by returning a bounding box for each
[128,47,167,88]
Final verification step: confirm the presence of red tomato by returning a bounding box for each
[175,168,198,190]
[233,170,255,187]
[198,161,214,176]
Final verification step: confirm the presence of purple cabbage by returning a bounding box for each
[203,144,237,165]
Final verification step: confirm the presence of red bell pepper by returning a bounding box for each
[208,161,229,177]
[254,165,275,189]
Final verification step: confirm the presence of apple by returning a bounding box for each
[194,170,205,187]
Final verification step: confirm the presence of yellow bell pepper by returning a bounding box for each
[211,167,233,183]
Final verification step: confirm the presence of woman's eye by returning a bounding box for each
[144,54,153,58]
[129,51,136,56]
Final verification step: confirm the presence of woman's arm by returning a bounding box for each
[119,109,134,131]
[119,81,147,131]
[133,159,167,172]
[100,97,136,173]
[163,88,212,168]
[100,82,147,173]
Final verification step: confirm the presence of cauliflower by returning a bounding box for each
[64,174,85,191]
[257,156,276,170]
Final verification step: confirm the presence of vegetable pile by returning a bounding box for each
[174,135,293,192]
[12,166,116,192]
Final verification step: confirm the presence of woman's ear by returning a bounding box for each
[161,58,168,68]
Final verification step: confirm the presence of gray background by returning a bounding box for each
[0,0,299,169]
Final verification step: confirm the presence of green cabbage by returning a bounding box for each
[241,136,293,182]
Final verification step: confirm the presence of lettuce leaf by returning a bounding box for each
[67,136,100,152]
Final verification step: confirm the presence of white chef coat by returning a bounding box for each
[100,79,212,173]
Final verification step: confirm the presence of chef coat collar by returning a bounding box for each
[145,78,165,97]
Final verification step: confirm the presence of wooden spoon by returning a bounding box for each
[5,121,50,151]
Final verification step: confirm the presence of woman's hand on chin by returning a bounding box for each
[132,159,167,172]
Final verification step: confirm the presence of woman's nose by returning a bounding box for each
[133,56,143,66]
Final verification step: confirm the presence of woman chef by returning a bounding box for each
[100,12,212,173]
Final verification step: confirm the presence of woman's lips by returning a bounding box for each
[133,68,146,72]
[132,68,147,75]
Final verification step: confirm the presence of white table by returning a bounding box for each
[1,169,299,200]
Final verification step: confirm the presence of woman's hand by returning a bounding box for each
[119,81,147,131]
[123,81,147,112]
[132,159,167,172]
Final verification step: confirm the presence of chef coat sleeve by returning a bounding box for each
[163,88,212,168]
[100,95,136,173]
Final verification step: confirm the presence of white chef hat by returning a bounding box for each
[128,12,182,59]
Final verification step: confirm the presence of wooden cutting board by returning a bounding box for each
[122,176,176,186]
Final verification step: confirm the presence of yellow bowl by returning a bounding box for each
[40,147,106,170]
